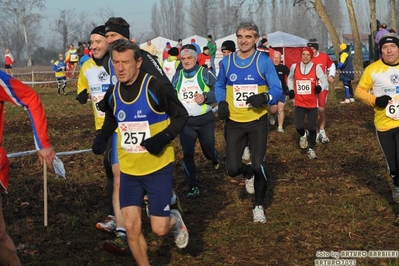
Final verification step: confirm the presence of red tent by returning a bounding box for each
[268,31,308,69]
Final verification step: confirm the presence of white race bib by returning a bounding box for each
[296,80,312,95]
[179,85,199,105]
[119,121,151,153]
[386,97,399,120]
[233,84,258,108]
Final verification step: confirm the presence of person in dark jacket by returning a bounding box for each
[338,43,355,104]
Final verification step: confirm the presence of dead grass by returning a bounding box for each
[2,81,399,265]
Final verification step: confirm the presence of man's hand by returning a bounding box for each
[92,133,107,155]
[140,132,171,155]
[288,90,295,99]
[37,147,56,170]
[194,92,206,105]
[76,89,88,104]
[328,75,335,83]
[375,95,392,108]
[246,93,269,108]
[218,101,229,120]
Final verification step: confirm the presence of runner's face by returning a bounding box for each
[222,50,232,57]
[272,53,281,65]
[112,49,142,85]
[309,47,317,57]
[105,31,126,44]
[90,34,109,59]
[302,51,312,64]
[236,29,258,53]
[381,43,399,64]
[181,54,197,70]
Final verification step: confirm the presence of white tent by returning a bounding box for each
[139,36,177,61]
[182,35,208,50]
[267,31,308,47]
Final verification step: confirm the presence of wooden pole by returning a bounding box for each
[43,160,48,227]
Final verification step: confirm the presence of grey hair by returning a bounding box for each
[110,39,141,61]
[236,20,260,38]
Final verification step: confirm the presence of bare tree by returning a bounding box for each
[345,0,362,70]
[390,0,396,32]
[151,0,185,40]
[50,9,79,52]
[73,12,97,44]
[188,0,219,37]
[0,0,45,66]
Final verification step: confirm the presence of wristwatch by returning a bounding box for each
[203,93,208,102]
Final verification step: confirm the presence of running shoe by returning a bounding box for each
[245,162,255,194]
[350,98,355,103]
[186,187,199,199]
[170,209,189,248]
[308,148,317,159]
[277,127,284,133]
[299,130,309,149]
[340,99,350,104]
[102,232,131,255]
[319,130,329,143]
[242,146,250,160]
[269,114,276,126]
[253,205,267,223]
[96,215,116,233]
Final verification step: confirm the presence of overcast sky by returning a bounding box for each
[43,0,159,39]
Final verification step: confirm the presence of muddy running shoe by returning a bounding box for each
[186,187,199,199]
[392,186,399,203]
[319,130,329,143]
[277,127,284,133]
[245,162,255,194]
[242,146,250,160]
[350,98,355,103]
[253,205,267,223]
[269,114,276,126]
[102,232,131,255]
[96,215,116,233]
[170,209,189,248]
[171,194,183,213]
[308,148,317,159]
[340,99,350,104]
[299,130,309,149]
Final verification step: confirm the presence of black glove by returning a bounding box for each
[76,89,88,104]
[288,90,295,99]
[375,95,392,108]
[246,93,269,108]
[97,99,107,112]
[92,133,107,155]
[315,85,322,94]
[218,101,230,120]
[140,132,171,155]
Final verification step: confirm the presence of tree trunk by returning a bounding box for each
[345,0,362,73]
[390,0,396,32]
[370,0,377,63]
[312,0,340,59]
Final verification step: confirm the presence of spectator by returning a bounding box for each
[0,70,56,266]
[375,23,390,57]
[190,38,201,55]
[4,48,14,77]
[337,43,355,104]
[207,34,217,73]
[197,46,211,70]
[52,53,67,95]
[142,39,158,57]
[162,42,172,61]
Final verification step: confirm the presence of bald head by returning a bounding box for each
[272,51,282,66]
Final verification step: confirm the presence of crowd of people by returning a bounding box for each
[3,15,399,266]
